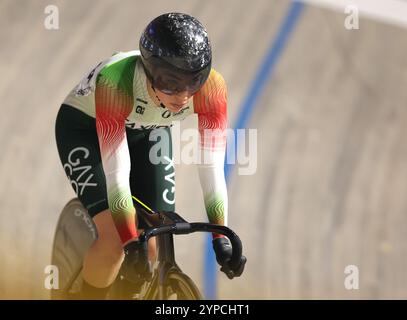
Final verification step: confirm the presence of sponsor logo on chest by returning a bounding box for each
[125,98,191,130]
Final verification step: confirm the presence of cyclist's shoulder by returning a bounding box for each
[193,68,227,114]
[203,68,227,91]
[98,50,140,83]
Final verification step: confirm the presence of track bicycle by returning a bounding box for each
[50,197,245,300]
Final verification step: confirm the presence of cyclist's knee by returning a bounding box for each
[95,237,124,263]
[92,209,124,262]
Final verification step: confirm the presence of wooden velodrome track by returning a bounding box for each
[1,0,407,299]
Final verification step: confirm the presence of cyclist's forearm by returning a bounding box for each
[198,160,228,237]
[99,150,138,244]
[105,178,138,244]
[96,129,138,243]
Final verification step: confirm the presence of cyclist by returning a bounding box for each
[55,12,246,299]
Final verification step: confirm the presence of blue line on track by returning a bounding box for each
[203,1,305,299]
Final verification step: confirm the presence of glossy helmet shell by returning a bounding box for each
[139,12,212,94]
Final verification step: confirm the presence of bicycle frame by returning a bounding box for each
[135,205,190,299]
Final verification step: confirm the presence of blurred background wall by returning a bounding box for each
[1,0,407,299]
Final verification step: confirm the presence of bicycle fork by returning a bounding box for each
[156,233,179,299]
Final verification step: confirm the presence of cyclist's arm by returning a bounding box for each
[194,69,228,238]
[95,65,138,245]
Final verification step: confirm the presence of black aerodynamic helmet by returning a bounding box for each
[139,12,212,95]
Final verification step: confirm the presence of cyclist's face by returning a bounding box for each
[155,88,193,113]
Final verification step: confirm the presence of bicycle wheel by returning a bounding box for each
[50,198,97,299]
[163,271,203,300]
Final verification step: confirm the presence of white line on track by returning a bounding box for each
[297,0,407,28]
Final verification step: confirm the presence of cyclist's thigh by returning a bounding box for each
[55,104,109,218]
[127,127,175,213]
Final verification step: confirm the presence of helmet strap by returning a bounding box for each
[151,84,162,102]
[151,82,167,109]
[151,84,158,96]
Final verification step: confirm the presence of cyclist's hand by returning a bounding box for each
[212,237,247,279]
[221,255,247,279]
[212,237,232,266]
[121,239,151,283]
